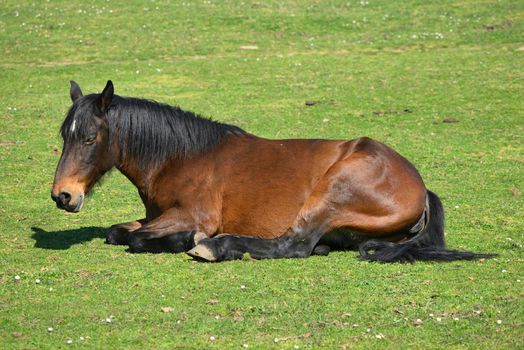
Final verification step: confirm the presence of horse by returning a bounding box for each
[51,80,495,262]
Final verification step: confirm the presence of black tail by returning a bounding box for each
[358,190,497,263]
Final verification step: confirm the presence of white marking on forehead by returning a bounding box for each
[70,119,77,133]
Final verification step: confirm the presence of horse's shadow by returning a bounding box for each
[31,226,107,250]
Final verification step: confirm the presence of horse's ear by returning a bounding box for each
[70,80,83,102]
[97,80,114,115]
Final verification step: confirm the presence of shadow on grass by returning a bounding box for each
[31,226,107,250]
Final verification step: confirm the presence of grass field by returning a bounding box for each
[1,0,523,348]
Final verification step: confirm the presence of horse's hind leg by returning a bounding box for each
[187,235,302,261]
[106,219,146,245]
[187,233,323,261]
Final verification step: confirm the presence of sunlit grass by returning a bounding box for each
[0,1,522,348]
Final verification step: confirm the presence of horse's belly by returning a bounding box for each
[218,137,348,238]
[221,191,305,238]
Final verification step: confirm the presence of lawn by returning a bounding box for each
[0,0,523,348]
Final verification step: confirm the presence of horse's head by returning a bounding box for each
[51,80,117,212]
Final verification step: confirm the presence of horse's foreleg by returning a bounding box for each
[129,230,207,253]
[106,219,146,245]
[127,208,214,253]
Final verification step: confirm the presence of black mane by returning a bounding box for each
[61,94,245,166]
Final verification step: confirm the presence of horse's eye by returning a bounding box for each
[84,136,96,145]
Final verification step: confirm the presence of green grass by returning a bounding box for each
[1,0,523,348]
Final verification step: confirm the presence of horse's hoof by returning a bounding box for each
[106,233,125,245]
[193,231,207,245]
[106,226,129,245]
[187,244,217,262]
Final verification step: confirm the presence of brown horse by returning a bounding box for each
[51,80,494,262]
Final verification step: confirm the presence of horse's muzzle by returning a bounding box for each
[51,191,84,212]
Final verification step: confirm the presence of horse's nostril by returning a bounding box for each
[51,193,58,202]
[59,191,72,205]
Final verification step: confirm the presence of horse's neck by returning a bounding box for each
[116,160,157,200]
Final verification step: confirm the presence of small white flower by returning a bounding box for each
[35,278,41,284]
[242,344,249,348]
[14,275,21,281]
[502,269,507,273]
[496,320,502,324]
[209,336,215,341]
[65,339,73,344]
[429,313,434,317]
[80,336,85,340]
[47,327,53,332]
[453,317,459,321]
[240,285,246,289]
[436,317,442,322]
